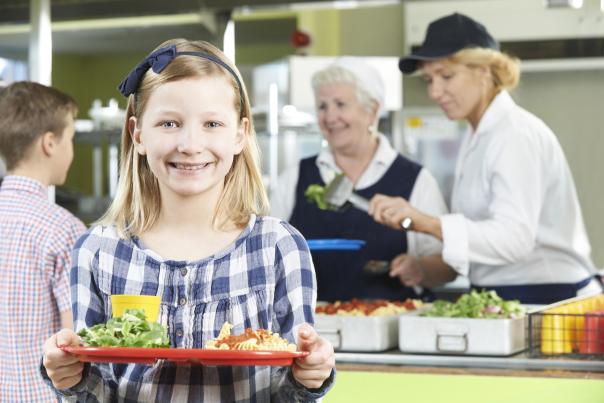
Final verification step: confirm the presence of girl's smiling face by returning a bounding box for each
[131,75,247,200]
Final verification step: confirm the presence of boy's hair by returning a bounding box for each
[0,81,78,171]
[100,39,269,237]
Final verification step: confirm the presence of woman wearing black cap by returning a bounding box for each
[368,13,602,304]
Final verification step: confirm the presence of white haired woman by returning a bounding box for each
[271,57,453,302]
[369,13,603,304]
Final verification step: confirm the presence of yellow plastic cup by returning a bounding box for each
[111,295,161,322]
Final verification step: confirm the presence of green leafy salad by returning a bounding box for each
[77,309,170,347]
[421,290,525,319]
[304,184,330,210]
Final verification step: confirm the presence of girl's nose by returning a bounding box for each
[177,125,203,154]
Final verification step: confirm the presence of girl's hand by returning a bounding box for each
[292,324,335,389]
[368,194,416,231]
[43,329,85,390]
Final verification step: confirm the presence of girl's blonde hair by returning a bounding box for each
[449,47,520,92]
[99,39,268,238]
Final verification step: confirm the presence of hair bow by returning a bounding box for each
[118,45,178,97]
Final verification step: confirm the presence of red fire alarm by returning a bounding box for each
[291,29,311,55]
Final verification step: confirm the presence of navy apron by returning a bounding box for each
[289,155,423,302]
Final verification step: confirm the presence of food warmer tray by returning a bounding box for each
[315,314,398,352]
[398,307,527,356]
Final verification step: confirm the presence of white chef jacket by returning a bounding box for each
[441,91,598,291]
[271,133,447,259]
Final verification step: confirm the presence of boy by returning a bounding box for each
[0,81,86,402]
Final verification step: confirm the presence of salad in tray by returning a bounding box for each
[77,308,170,347]
[421,290,525,319]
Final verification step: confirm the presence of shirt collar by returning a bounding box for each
[0,175,48,198]
[474,90,516,136]
[316,132,397,172]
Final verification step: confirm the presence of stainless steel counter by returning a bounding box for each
[335,349,604,373]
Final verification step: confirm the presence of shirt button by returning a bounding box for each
[180,268,187,276]
[176,329,183,337]
[179,297,187,306]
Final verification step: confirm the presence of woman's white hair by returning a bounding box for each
[311,56,385,117]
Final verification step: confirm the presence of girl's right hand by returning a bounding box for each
[43,329,85,390]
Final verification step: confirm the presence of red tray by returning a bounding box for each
[61,346,308,366]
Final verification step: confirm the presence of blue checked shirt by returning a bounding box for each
[47,215,333,402]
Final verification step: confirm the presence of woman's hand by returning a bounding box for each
[368,194,417,230]
[369,193,442,239]
[43,329,85,390]
[292,324,335,390]
[389,253,424,287]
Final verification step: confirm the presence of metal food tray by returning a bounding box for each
[398,307,527,356]
[315,313,398,352]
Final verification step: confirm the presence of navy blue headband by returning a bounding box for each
[118,44,244,115]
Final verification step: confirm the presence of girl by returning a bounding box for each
[42,39,335,402]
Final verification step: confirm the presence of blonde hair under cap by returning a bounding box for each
[312,56,385,116]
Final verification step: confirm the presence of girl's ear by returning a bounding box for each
[234,117,249,155]
[129,116,146,155]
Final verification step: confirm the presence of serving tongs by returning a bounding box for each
[324,174,413,230]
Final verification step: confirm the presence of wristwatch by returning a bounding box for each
[401,217,413,231]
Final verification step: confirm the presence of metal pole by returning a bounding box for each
[29,0,54,200]
[29,0,52,85]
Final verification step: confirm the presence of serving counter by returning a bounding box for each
[325,350,604,403]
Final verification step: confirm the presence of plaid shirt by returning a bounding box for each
[0,175,86,402]
[49,215,333,402]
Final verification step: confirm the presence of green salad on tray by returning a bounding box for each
[78,308,170,347]
[421,290,525,319]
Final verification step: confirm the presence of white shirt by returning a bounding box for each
[271,133,447,258]
[441,91,597,288]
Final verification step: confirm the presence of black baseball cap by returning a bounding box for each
[399,13,499,74]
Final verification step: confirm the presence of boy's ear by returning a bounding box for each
[234,118,249,155]
[40,131,57,157]
[129,116,146,155]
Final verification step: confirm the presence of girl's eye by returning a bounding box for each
[206,121,222,129]
[160,121,178,129]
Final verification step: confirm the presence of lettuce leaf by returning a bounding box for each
[77,308,170,347]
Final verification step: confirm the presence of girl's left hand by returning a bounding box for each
[292,323,335,389]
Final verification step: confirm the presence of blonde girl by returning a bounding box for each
[42,39,335,402]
